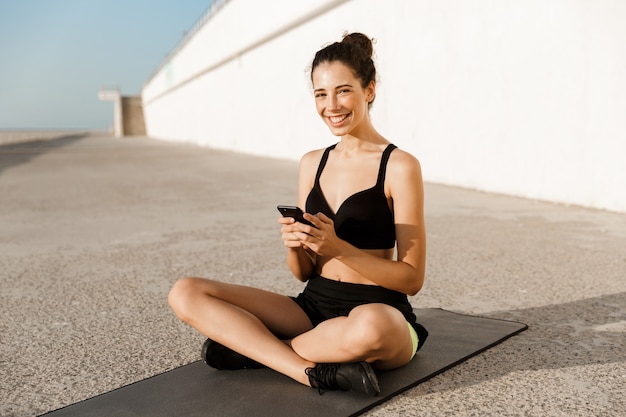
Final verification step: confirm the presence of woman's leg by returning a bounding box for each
[168,277,315,386]
[290,303,415,370]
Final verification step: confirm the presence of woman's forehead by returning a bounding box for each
[312,61,357,88]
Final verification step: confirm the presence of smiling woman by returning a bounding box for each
[168,32,428,397]
[312,61,374,137]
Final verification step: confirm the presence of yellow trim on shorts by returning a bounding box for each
[408,322,418,360]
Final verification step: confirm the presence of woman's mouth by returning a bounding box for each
[328,113,350,127]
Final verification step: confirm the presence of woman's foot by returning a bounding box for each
[306,362,380,396]
[201,339,264,370]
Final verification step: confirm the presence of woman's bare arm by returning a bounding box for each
[280,150,322,281]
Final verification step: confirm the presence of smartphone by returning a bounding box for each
[277,205,315,227]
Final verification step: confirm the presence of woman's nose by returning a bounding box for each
[328,94,340,110]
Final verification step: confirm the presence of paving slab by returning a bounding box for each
[1,133,624,416]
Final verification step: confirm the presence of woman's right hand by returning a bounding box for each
[279,216,316,280]
[278,216,308,248]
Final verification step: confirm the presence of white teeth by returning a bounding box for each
[330,114,347,123]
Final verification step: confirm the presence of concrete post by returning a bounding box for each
[98,88,145,136]
[98,87,122,137]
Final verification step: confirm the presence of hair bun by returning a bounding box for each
[341,32,373,58]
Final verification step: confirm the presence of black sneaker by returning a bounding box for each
[201,338,264,370]
[306,362,380,396]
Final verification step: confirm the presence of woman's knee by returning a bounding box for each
[344,304,396,354]
[168,277,207,320]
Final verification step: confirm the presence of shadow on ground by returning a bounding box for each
[0,133,89,174]
[419,291,625,393]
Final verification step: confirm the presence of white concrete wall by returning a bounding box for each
[142,0,626,213]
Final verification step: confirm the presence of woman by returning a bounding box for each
[168,32,427,396]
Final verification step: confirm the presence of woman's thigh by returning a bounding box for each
[173,277,313,339]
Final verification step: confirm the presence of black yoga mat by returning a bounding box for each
[41,308,527,417]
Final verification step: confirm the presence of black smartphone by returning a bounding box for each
[277,205,315,227]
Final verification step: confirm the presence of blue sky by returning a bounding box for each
[0,0,215,130]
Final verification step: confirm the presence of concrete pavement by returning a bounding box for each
[1,133,624,416]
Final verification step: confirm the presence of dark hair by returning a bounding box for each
[311,32,377,106]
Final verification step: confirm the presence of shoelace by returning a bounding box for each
[306,364,341,395]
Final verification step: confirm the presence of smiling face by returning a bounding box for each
[312,61,375,138]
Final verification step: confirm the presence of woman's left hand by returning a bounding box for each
[298,212,343,257]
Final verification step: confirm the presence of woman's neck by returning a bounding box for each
[338,130,388,152]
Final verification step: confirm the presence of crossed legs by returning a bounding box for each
[168,277,415,387]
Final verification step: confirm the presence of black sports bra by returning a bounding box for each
[305,144,397,249]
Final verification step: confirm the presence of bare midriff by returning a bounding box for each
[315,247,394,284]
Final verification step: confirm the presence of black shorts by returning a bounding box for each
[292,275,428,351]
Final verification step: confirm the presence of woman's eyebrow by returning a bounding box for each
[314,84,353,93]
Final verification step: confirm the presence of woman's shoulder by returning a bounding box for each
[386,145,424,199]
[299,146,329,169]
[389,146,421,170]
[387,145,423,186]
[300,147,326,161]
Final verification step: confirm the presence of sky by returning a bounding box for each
[0,0,216,130]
